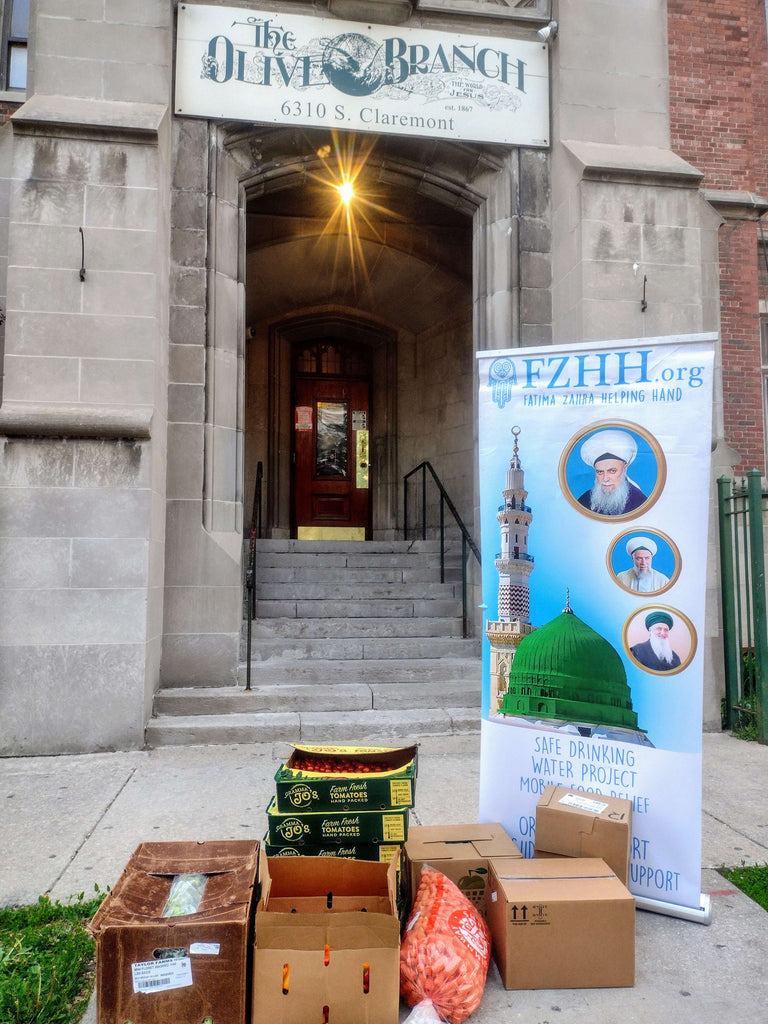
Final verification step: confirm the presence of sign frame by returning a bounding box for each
[175,4,550,146]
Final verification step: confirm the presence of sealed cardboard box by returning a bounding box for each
[404,822,522,917]
[89,840,260,1024]
[486,857,635,990]
[273,743,418,812]
[266,796,409,846]
[252,853,400,1024]
[535,786,632,884]
[264,838,403,866]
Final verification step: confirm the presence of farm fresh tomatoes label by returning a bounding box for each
[448,908,491,963]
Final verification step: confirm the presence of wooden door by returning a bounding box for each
[293,376,370,539]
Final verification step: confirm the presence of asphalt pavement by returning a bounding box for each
[1,731,767,1023]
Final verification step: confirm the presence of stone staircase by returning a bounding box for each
[145,539,482,746]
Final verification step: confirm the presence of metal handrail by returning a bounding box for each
[403,461,481,638]
[244,461,263,691]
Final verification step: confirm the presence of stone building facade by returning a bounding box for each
[0,0,760,754]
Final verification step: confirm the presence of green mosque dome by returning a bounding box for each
[500,607,640,731]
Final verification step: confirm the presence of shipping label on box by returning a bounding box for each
[404,823,522,917]
[266,796,409,846]
[252,853,400,1024]
[274,743,418,812]
[89,840,260,1024]
[486,857,635,991]
[534,785,632,885]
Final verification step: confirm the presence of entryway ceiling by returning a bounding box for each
[232,126,501,332]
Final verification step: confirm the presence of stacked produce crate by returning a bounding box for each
[264,743,418,893]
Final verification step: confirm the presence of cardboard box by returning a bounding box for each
[404,822,522,917]
[486,857,635,990]
[273,743,418,812]
[264,838,403,866]
[252,853,400,1024]
[266,796,409,846]
[535,786,633,885]
[89,840,260,1024]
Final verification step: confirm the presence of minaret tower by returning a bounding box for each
[486,426,536,712]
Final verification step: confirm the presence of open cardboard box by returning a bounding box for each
[535,785,633,885]
[89,839,260,1024]
[274,743,418,812]
[486,856,635,990]
[404,822,522,917]
[252,852,400,1024]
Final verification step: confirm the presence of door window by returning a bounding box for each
[316,401,348,477]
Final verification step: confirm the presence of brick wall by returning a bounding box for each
[668,0,768,472]
[0,101,20,127]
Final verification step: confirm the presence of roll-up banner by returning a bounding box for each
[477,333,716,919]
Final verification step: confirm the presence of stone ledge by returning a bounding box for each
[702,189,768,221]
[0,401,153,438]
[562,139,704,188]
[11,94,167,144]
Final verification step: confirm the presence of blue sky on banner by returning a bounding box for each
[477,335,715,755]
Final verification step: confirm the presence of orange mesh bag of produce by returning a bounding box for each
[399,864,491,1024]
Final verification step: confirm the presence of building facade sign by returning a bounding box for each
[175,4,550,145]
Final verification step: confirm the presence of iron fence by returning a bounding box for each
[717,470,768,743]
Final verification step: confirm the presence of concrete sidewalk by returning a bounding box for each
[1,731,767,1023]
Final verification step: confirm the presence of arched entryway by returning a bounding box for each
[159,122,550,687]
[239,129,487,542]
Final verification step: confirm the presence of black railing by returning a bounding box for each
[403,461,481,638]
[717,471,768,743]
[244,461,263,691]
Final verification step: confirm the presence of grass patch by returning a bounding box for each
[0,890,105,1024]
[720,863,768,913]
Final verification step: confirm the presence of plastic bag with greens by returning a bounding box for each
[162,873,208,917]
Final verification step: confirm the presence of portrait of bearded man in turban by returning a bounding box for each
[577,428,648,516]
[630,610,682,671]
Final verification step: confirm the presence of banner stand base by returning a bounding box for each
[635,893,711,925]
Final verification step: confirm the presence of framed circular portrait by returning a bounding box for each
[623,604,697,676]
[607,528,681,596]
[559,420,666,522]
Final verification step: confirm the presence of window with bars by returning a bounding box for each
[2,0,28,92]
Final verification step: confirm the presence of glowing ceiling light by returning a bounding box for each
[338,180,355,206]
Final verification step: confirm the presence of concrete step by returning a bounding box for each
[145,706,480,747]
[255,566,443,584]
[234,657,481,687]
[255,598,462,619]
[245,617,465,639]
[240,636,480,662]
[153,678,481,716]
[255,581,458,601]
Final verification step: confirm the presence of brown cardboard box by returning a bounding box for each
[252,852,401,1024]
[535,786,633,884]
[404,822,522,917]
[89,839,260,1024]
[486,857,635,990]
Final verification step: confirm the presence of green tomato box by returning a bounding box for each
[264,837,403,866]
[266,796,410,847]
[273,743,418,813]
